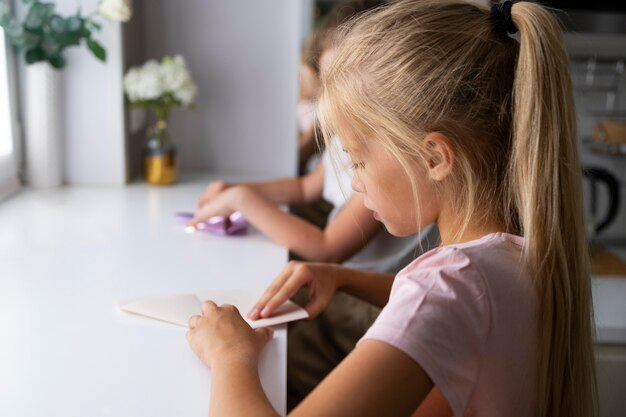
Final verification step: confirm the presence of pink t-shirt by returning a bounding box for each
[360,233,538,417]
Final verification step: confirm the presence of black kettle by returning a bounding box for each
[582,166,620,238]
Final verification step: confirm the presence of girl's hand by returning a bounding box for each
[248,261,341,321]
[186,301,274,369]
[189,186,248,227]
[196,180,230,210]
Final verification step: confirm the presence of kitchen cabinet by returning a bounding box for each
[596,344,626,417]
[594,273,626,417]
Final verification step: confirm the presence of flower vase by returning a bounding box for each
[24,62,64,188]
[144,120,176,185]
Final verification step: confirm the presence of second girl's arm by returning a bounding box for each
[208,162,326,207]
[233,188,381,263]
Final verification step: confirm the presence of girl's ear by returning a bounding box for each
[423,132,454,181]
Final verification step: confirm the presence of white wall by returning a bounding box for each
[133,0,303,178]
[62,13,126,185]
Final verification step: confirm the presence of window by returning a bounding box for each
[0,21,19,199]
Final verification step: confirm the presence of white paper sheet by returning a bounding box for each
[118,287,309,328]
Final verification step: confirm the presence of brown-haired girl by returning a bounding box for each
[187,1,597,416]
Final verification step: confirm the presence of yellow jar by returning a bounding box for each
[144,120,176,185]
[145,151,176,185]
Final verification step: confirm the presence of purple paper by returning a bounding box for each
[175,211,249,236]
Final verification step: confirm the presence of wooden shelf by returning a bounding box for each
[591,244,626,276]
[582,137,626,157]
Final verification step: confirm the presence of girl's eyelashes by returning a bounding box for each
[351,161,365,171]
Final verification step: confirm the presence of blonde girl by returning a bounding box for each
[190,1,441,409]
[186,1,597,416]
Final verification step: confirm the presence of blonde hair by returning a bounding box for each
[317,1,597,416]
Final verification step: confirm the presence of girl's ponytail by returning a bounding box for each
[509,3,597,416]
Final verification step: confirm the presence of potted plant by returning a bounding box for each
[123,55,198,185]
[0,0,132,187]
[0,0,132,67]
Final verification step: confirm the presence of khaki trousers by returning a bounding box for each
[287,289,381,411]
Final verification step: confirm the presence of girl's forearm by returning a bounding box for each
[238,178,304,205]
[236,164,324,206]
[235,188,345,262]
[239,175,325,206]
[209,361,279,417]
[333,265,395,308]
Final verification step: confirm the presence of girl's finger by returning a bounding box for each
[189,203,213,227]
[188,208,210,228]
[188,314,201,328]
[220,303,239,315]
[260,277,306,318]
[248,270,292,319]
[304,292,325,319]
[254,327,274,347]
[201,300,218,315]
[187,216,202,228]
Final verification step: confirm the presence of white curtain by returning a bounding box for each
[0,24,20,200]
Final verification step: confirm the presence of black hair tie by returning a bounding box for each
[491,1,518,35]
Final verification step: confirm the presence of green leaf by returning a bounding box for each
[58,31,80,47]
[0,3,10,24]
[87,20,102,31]
[66,16,81,32]
[41,37,60,56]
[49,15,66,33]
[0,16,10,30]
[25,47,45,64]
[5,21,24,41]
[24,3,48,29]
[40,3,55,20]
[19,31,41,50]
[48,54,65,69]
[86,38,106,62]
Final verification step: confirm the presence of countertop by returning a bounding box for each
[590,245,626,344]
[0,172,289,417]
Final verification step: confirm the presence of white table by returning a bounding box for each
[0,173,289,417]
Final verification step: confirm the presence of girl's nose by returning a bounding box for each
[351,174,364,193]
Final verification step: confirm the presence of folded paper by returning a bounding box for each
[118,287,309,329]
[175,211,249,235]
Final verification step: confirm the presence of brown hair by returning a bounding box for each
[301,32,321,74]
[317,1,597,416]
[316,0,387,67]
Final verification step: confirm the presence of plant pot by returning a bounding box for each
[144,146,176,185]
[144,122,176,185]
[24,62,64,188]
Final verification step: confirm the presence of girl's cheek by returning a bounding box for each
[351,174,365,193]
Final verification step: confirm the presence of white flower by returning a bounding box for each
[137,60,164,100]
[123,55,197,106]
[99,0,133,23]
[174,80,198,107]
[123,67,142,101]
[161,55,198,106]
[124,60,164,101]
